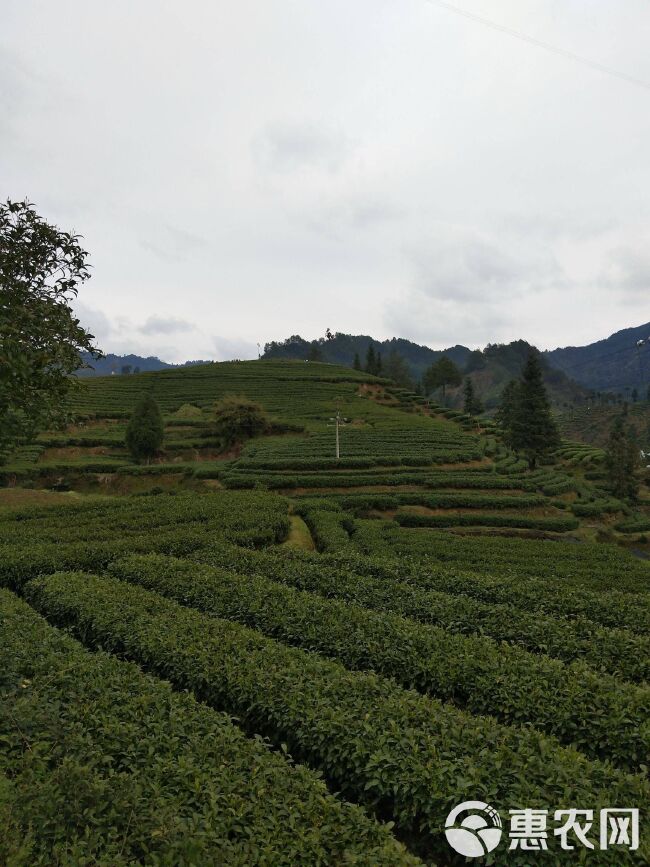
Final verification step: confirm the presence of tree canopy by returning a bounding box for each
[463,377,483,416]
[499,351,560,469]
[423,356,462,402]
[125,394,164,462]
[0,200,101,460]
[605,416,639,500]
[213,395,269,448]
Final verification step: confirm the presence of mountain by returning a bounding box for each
[75,353,211,377]
[459,340,588,410]
[545,322,650,394]
[262,333,472,381]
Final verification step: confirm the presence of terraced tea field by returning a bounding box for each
[2,361,650,864]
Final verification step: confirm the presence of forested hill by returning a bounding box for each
[545,322,650,393]
[262,333,471,380]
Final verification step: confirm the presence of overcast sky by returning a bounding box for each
[3,1,650,362]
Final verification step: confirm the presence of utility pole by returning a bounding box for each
[328,401,348,460]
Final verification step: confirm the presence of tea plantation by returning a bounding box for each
[2,360,649,864]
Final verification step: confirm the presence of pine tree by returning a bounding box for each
[376,351,383,376]
[605,416,639,500]
[365,343,377,376]
[495,380,520,447]
[125,394,164,463]
[352,352,361,371]
[463,377,483,416]
[509,351,560,469]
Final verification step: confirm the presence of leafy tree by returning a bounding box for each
[605,416,639,500]
[0,199,101,460]
[352,352,361,371]
[384,350,414,389]
[125,394,164,462]
[213,395,268,448]
[423,356,462,403]
[308,342,323,362]
[509,351,560,469]
[463,377,483,416]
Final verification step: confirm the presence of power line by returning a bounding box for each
[423,0,650,92]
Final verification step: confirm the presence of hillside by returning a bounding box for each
[76,352,211,377]
[546,321,650,393]
[2,357,650,864]
[262,333,472,380]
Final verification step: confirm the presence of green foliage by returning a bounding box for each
[605,416,639,500]
[395,512,580,532]
[125,393,164,462]
[25,572,650,865]
[107,551,650,771]
[0,200,101,459]
[194,541,650,683]
[212,395,269,448]
[462,376,483,415]
[507,351,561,468]
[423,355,462,401]
[1,590,413,866]
[384,350,414,389]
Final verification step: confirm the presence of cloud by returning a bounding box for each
[138,316,196,335]
[212,336,259,361]
[139,224,207,263]
[406,230,563,304]
[600,246,650,298]
[72,302,113,343]
[251,121,351,174]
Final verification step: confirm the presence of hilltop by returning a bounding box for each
[546,321,650,393]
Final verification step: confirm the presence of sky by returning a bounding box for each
[3,0,650,363]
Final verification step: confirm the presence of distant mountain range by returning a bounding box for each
[76,353,210,377]
[263,324,650,399]
[78,322,650,404]
[545,321,650,394]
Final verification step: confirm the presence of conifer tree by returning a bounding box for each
[376,351,383,376]
[365,343,377,376]
[463,377,483,416]
[495,380,520,445]
[509,351,560,469]
[125,394,164,462]
[605,416,639,500]
[352,352,361,371]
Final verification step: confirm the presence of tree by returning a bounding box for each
[495,380,520,446]
[0,199,101,460]
[121,364,132,375]
[508,351,560,469]
[213,395,268,448]
[125,394,164,462]
[308,342,323,362]
[423,356,462,403]
[352,352,361,371]
[365,343,378,376]
[463,377,483,416]
[384,350,414,389]
[605,416,639,500]
[376,351,383,376]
